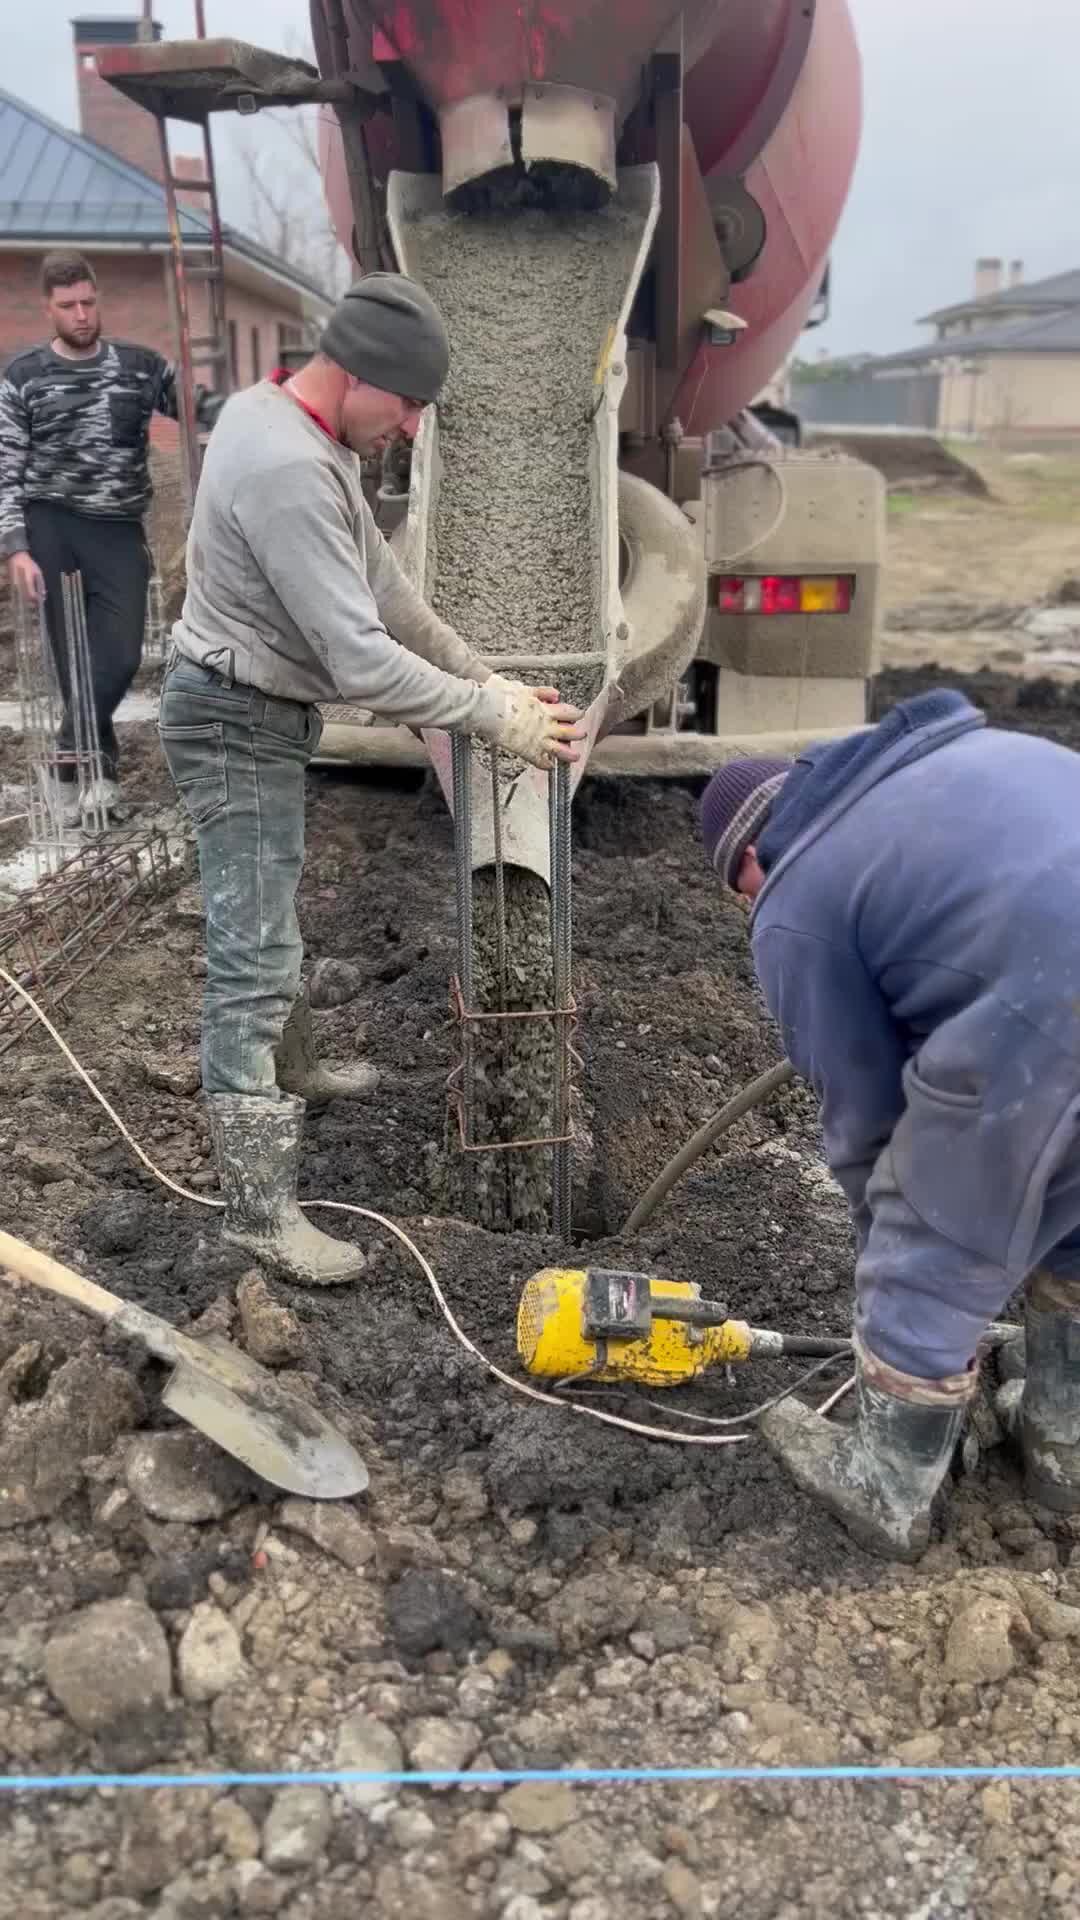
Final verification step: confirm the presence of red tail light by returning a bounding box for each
[713,575,854,614]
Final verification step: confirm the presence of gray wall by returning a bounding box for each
[792,370,941,431]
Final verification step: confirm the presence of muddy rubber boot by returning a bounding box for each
[758,1339,974,1562]
[206,1093,366,1287]
[275,992,379,1106]
[1021,1270,1080,1512]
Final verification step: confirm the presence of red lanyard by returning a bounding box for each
[269,367,340,444]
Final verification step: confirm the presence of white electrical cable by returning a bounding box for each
[0,966,748,1450]
[708,455,789,567]
[818,1373,857,1417]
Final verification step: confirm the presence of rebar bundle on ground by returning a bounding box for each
[14,573,107,877]
[0,828,173,1056]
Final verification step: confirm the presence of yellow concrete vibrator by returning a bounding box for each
[516,1267,852,1387]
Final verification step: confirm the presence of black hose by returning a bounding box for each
[776,1334,852,1359]
[622,1059,796,1235]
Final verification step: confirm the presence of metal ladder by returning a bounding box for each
[138,2,229,515]
[99,9,384,517]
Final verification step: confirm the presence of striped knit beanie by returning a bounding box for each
[700,757,791,889]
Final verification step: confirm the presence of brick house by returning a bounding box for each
[0,16,334,404]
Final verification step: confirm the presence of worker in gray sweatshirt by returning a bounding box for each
[162,273,584,1288]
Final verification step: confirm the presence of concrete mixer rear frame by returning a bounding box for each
[99,0,885,774]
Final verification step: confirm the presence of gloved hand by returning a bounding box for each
[480,669,562,705]
[482,685,585,770]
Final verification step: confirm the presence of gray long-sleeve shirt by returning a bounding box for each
[174,379,504,734]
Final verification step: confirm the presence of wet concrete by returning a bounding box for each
[405,194,644,663]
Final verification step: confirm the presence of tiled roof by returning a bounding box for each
[0,84,332,305]
[919,267,1080,326]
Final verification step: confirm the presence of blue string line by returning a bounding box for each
[3,1764,1080,1793]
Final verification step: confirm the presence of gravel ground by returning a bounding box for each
[1,673,1080,1916]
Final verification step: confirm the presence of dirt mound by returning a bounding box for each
[4,671,1080,1913]
[809,429,990,496]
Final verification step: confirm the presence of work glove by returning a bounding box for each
[481,669,568,706]
[481,685,585,770]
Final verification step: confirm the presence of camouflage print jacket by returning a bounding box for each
[0,340,222,559]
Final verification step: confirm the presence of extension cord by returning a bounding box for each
[0,965,752,1448]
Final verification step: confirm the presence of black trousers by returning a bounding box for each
[26,501,151,781]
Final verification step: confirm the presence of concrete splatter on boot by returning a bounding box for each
[207,1093,366,1287]
[1021,1270,1080,1512]
[276,991,379,1105]
[758,1338,975,1561]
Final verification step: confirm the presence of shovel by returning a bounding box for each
[0,1230,368,1499]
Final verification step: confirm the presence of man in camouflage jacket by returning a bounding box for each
[0,250,220,819]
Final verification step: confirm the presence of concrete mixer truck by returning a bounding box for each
[101,1,883,1232]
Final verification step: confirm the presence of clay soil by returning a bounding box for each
[4,664,1080,1916]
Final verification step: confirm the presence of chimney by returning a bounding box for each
[1009,259,1024,288]
[73,16,164,184]
[974,256,1003,300]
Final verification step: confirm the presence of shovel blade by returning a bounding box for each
[162,1346,369,1500]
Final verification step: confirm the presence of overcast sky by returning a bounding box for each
[4,0,1077,356]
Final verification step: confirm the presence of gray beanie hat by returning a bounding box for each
[319,273,450,404]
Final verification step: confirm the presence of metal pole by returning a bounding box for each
[549,759,572,1238]
[160,114,202,516]
[451,732,476,1217]
[489,752,512,1226]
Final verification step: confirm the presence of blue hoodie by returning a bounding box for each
[751,691,1080,1277]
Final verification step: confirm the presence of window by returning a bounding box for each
[276,321,303,370]
[228,320,238,388]
[250,325,261,382]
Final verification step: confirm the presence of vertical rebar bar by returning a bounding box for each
[64,574,107,836]
[451,731,476,1219]
[143,570,166,663]
[550,758,573,1238]
[489,752,513,1227]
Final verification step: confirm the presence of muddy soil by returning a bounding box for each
[3,670,1080,1917]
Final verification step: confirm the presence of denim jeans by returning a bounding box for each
[159,654,323,1095]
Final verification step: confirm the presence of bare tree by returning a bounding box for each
[232,105,352,298]
[224,30,351,299]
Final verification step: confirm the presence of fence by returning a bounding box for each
[792,369,942,432]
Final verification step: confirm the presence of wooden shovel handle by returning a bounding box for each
[0,1230,121,1325]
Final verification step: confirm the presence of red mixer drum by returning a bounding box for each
[311,0,861,426]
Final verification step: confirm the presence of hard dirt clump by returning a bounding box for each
[4,675,1080,1912]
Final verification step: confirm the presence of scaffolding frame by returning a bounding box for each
[98,7,378,515]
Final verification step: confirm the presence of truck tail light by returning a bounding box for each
[713,575,854,614]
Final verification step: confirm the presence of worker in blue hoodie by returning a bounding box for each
[700,689,1080,1561]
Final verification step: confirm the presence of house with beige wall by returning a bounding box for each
[793,259,1080,443]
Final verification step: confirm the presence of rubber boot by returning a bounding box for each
[81,775,127,828]
[758,1337,975,1561]
[1020,1269,1080,1511]
[40,769,81,829]
[206,1092,366,1287]
[275,991,379,1106]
